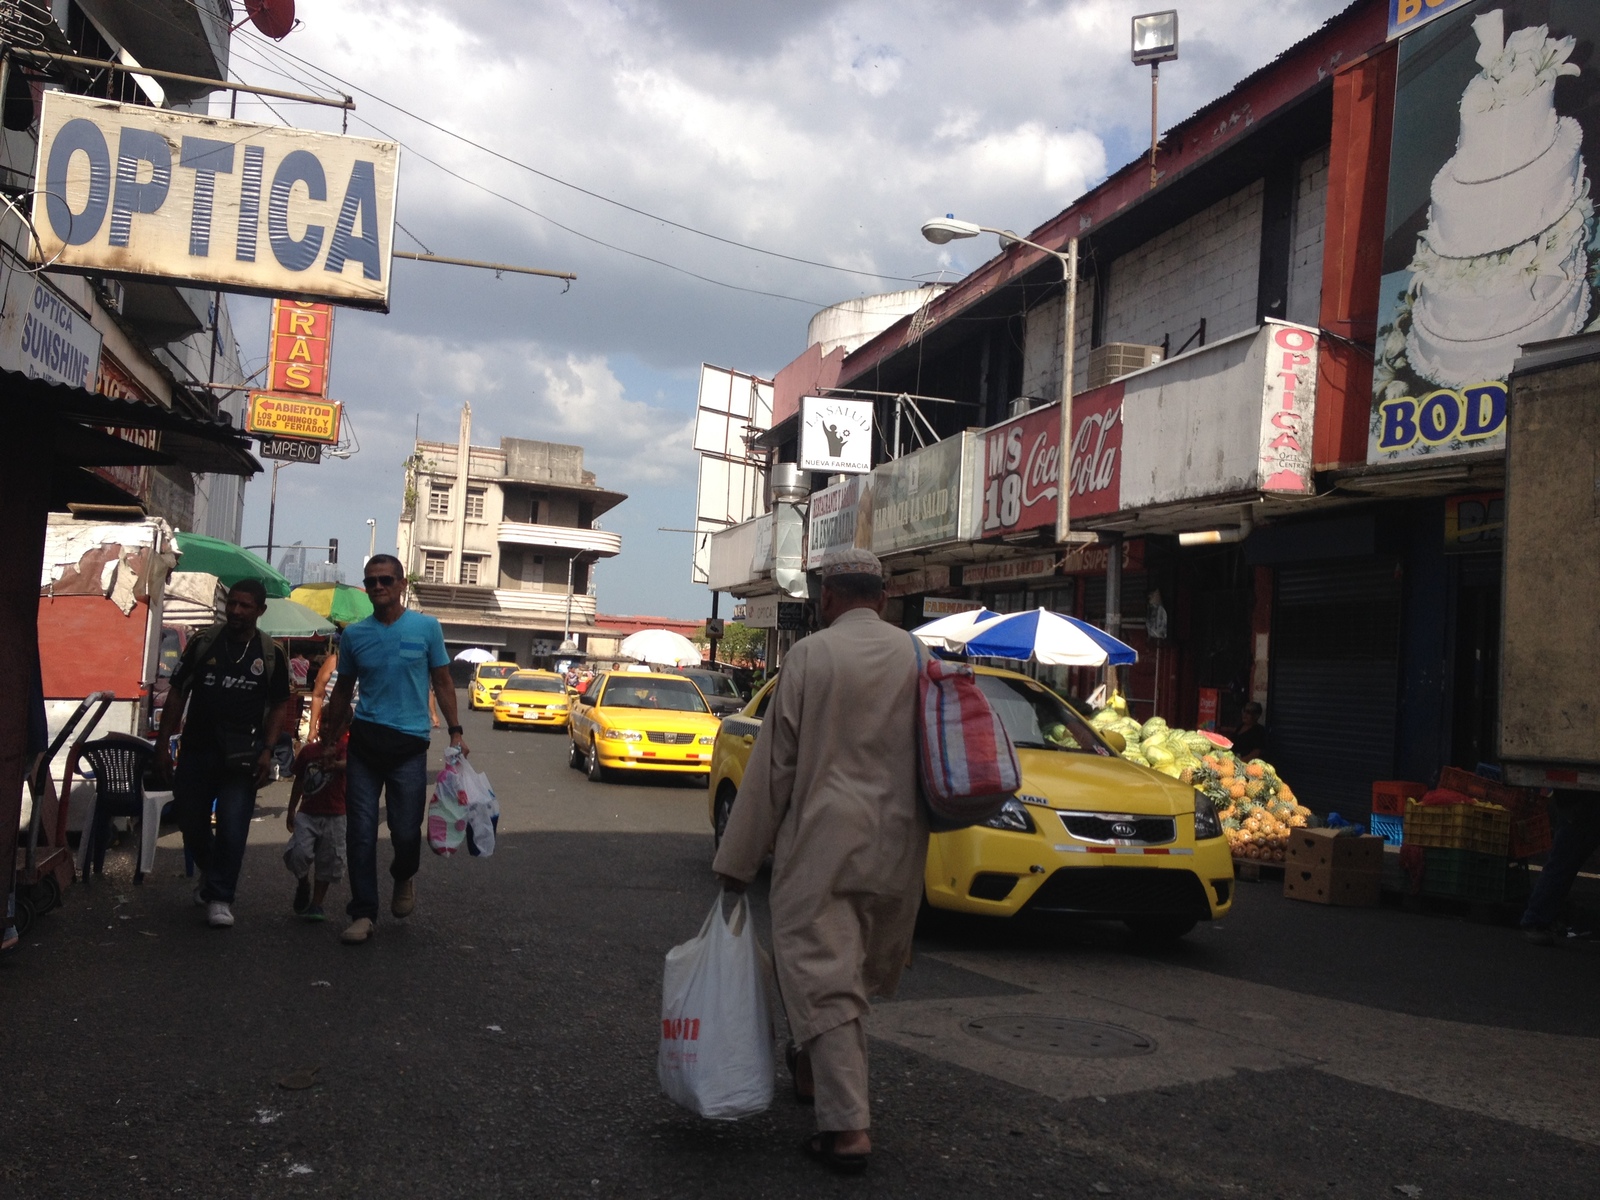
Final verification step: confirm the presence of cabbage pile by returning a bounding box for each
[1090,704,1311,861]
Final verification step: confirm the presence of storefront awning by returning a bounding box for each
[1,368,261,477]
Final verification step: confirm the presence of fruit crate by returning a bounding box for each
[1372,781,1427,817]
[1510,806,1553,859]
[1403,799,1510,854]
[1368,813,1403,848]
[1420,847,1529,904]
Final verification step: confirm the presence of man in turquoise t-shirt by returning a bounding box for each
[320,555,467,945]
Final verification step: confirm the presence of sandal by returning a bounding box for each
[802,1132,869,1175]
[784,1042,815,1106]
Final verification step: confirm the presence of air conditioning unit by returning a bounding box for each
[1087,342,1164,390]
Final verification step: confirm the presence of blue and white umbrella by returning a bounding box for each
[957,608,1137,667]
[910,607,1001,652]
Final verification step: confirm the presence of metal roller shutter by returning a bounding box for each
[1269,559,1401,817]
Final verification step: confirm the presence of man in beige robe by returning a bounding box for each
[713,548,926,1173]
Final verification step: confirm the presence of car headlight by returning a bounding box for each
[698,735,715,745]
[1193,792,1223,840]
[983,798,1035,833]
[603,729,642,742]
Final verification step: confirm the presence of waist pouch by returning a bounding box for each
[349,719,431,775]
[219,726,263,772]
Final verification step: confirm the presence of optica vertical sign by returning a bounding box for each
[31,93,399,311]
[1259,322,1317,493]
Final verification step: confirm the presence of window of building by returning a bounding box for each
[465,487,487,520]
[422,552,449,583]
[459,556,484,586]
[428,483,451,516]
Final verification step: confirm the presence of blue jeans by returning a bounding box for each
[1521,792,1600,929]
[344,748,428,921]
[174,746,259,905]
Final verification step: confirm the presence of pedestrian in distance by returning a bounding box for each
[283,729,349,921]
[319,555,466,945]
[156,579,292,929]
[1229,701,1270,761]
[1520,789,1600,944]
[713,547,926,1175]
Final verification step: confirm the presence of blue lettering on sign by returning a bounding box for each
[325,160,381,279]
[179,135,235,257]
[44,118,112,245]
[110,127,172,248]
[267,149,326,272]
[1376,383,1508,451]
[236,144,265,263]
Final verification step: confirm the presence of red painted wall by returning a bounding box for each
[38,594,150,700]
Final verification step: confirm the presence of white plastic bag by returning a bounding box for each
[658,893,774,1120]
[459,758,498,857]
[426,749,468,856]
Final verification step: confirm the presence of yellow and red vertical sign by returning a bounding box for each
[267,299,335,396]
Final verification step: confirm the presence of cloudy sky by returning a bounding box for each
[226,0,1352,618]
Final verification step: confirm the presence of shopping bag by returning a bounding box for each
[460,758,499,858]
[426,749,469,856]
[658,893,774,1120]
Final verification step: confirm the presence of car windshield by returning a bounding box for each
[505,673,562,694]
[477,665,516,680]
[601,677,709,713]
[974,673,1110,755]
[680,671,741,699]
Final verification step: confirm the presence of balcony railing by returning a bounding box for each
[497,522,621,557]
[411,583,597,620]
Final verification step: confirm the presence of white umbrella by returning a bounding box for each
[911,607,1001,652]
[957,608,1138,667]
[454,647,495,663]
[618,628,702,667]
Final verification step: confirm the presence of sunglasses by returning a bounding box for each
[363,575,397,590]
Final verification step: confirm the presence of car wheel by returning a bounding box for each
[586,745,606,783]
[568,739,584,770]
[712,785,735,850]
[1125,917,1197,942]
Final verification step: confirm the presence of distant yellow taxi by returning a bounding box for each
[568,670,721,783]
[707,665,1234,939]
[492,670,571,730]
[469,662,520,710]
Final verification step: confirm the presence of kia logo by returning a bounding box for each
[1111,821,1138,838]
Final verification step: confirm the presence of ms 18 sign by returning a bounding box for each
[978,403,1060,537]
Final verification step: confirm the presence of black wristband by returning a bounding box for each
[447,724,464,736]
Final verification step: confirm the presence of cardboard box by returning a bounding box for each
[1285,828,1384,873]
[1283,863,1381,907]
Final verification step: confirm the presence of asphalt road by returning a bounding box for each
[2,700,1595,1198]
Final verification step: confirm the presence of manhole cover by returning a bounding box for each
[963,1015,1156,1058]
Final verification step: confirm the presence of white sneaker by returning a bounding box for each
[206,902,234,928]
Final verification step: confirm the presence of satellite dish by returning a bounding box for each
[245,0,296,39]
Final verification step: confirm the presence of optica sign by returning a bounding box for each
[31,93,399,311]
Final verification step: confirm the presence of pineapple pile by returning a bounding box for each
[1090,700,1310,862]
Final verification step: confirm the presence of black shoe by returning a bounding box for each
[1522,924,1556,946]
[293,877,312,915]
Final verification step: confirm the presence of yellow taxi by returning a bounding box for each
[568,670,722,783]
[491,670,571,730]
[707,664,1234,939]
[469,662,520,710]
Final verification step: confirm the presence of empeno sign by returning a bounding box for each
[31,94,399,311]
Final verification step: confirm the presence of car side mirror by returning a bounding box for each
[1101,730,1126,754]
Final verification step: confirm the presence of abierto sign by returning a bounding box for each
[31,93,399,311]
[246,392,342,444]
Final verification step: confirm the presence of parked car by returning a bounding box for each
[469,662,520,710]
[568,671,721,783]
[492,670,571,730]
[706,666,1234,938]
[666,667,748,716]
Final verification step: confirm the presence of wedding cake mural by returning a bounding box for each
[1372,8,1598,461]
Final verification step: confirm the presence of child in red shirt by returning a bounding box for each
[283,732,348,920]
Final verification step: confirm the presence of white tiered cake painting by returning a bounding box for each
[1372,9,1597,460]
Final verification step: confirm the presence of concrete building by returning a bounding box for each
[397,405,624,665]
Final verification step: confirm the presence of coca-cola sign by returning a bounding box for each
[1069,382,1124,518]
[977,403,1061,537]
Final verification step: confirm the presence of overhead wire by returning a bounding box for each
[231,24,924,286]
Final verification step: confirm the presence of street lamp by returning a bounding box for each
[365,517,376,562]
[921,216,1080,543]
[1132,11,1179,189]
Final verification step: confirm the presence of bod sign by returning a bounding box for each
[31,93,399,312]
